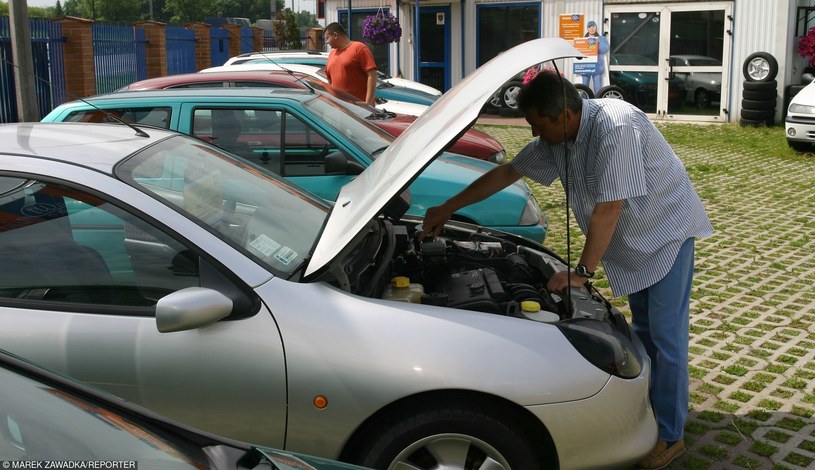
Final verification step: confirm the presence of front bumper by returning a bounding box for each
[526,326,657,469]
[786,116,815,143]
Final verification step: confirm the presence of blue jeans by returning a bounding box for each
[628,238,695,443]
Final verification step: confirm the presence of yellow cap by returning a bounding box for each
[392,276,410,288]
[520,300,540,312]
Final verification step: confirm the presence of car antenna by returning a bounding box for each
[226,29,319,94]
[1,57,150,138]
[550,59,574,316]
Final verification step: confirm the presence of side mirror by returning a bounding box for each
[156,287,233,333]
[325,151,364,175]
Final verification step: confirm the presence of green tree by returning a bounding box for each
[164,0,216,23]
[273,7,301,49]
[55,0,64,16]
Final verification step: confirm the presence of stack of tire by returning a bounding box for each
[740,52,779,126]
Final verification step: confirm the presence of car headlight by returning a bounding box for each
[789,103,815,115]
[557,318,643,379]
[490,150,506,164]
[519,196,542,225]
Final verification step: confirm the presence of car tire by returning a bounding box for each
[741,98,776,111]
[500,80,523,110]
[743,52,778,82]
[694,89,712,108]
[740,108,775,121]
[742,89,777,101]
[357,406,542,470]
[788,140,811,152]
[596,85,626,101]
[739,117,773,127]
[574,83,595,99]
[742,80,777,92]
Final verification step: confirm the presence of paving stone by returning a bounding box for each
[476,120,815,469]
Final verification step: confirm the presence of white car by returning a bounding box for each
[201,62,430,117]
[786,77,815,151]
[2,38,656,469]
[224,50,443,97]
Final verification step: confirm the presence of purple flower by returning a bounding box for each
[362,12,402,45]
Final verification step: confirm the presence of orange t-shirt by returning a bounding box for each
[325,41,377,101]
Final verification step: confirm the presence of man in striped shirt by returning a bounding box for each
[421,70,712,469]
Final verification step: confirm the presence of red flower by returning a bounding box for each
[798,27,815,66]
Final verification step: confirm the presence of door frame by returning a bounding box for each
[418,5,451,91]
[605,2,733,122]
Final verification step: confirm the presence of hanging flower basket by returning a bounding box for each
[361,11,402,45]
[799,27,815,66]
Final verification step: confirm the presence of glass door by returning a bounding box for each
[605,2,732,121]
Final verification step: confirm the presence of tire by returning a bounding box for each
[500,80,523,110]
[743,52,778,82]
[742,89,777,101]
[694,89,712,108]
[358,406,541,470]
[574,83,594,99]
[741,99,775,111]
[739,118,773,127]
[742,80,777,92]
[740,108,775,121]
[596,85,626,101]
[788,140,811,152]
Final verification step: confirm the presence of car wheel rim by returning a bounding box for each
[388,433,510,470]
[747,58,770,81]
[695,90,709,108]
[490,90,502,108]
[604,90,624,100]
[503,87,520,109]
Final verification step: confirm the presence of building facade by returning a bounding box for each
[322,0,812,124]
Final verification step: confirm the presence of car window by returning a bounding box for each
[192,106,347,177]
[0,176,199,308]
[118,136,328,277]
[303,95,393,157]
[63,107,171,128]
[166,82,229,89]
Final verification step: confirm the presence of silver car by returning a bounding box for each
[669,55,723,108]
[0,38,656,469]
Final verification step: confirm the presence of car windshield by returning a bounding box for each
[118,136,329,277]
[302,94,394,157]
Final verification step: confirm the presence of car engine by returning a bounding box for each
[325,218,613,323]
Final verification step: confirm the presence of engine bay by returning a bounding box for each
[322,218,614,323]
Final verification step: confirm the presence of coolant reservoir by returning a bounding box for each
[520,300,559,323]
[382,276,424,303]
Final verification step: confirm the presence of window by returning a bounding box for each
[0,177,200,309]
[64,107,171,128]
[476,5,540,67]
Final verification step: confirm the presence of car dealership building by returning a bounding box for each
[320,0,811,124]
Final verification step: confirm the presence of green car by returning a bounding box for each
[42,87,547,242]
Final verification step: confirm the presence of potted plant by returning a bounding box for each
[361,11,402,45]
[798,26,815,66]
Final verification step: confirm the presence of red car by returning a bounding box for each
[121,72,507,163]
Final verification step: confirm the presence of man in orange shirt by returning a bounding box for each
[324,22,378,106]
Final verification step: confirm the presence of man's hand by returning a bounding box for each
[547,270,589,294]
[420,205,453,240]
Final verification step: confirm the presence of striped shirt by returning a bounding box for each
[511,99,713,296]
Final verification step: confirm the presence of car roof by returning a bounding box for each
[125,70,315,90]
[66,87,316,105]
[0,122,179,171]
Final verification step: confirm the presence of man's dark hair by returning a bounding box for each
[324,22,347,36]
[517,70,583,120]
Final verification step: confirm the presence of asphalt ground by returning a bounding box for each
[475,117,815,470]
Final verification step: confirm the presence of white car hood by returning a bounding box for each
[304,38,584,276]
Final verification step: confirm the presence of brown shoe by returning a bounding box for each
[637,439,685,469]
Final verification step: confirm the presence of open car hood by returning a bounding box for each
[305,38,584,276]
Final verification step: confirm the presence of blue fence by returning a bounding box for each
[93,22,147,94]
[166,26,196,75]
[0,18,65,123]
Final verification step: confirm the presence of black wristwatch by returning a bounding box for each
[575,264,595,278]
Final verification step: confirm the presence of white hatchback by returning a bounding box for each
[786,77,815,151]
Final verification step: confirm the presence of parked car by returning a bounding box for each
[43,88,544,242]
[785,77,815,151]
[2,37,656,469]
[608,53,686,112]
[224,50,443,97]
[669,55,722,108]
[120,71,506,163]
[203,62,430,116]
[0,349,369,469]
[238,57,441,106]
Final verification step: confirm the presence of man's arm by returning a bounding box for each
[365,69,377,106]
[547,200,622,292]
[420,163,523,239]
